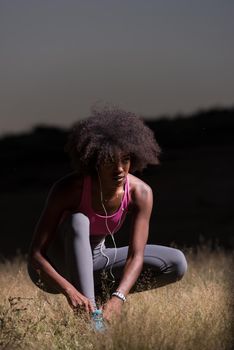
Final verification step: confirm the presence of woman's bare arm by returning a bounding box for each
[115,180,153,295]
[28,179,73,294]
[102,179,153,319]
[28,175,95,312]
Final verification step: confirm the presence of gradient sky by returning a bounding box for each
[1,0,234,135]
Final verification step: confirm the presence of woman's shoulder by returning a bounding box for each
[128,173,152,191]
[48,172,85,209]
[128,174,153,205]
[52,171,83,192]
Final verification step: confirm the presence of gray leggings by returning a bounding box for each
[28,213,187,308]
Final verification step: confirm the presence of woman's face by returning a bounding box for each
[97,151,131,187]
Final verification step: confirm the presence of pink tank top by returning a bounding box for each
[78,175,130,236]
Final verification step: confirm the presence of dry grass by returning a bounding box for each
[0,245,233,350]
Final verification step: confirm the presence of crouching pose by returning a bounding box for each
[28,107,187,331]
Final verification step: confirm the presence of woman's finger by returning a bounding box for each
[89,302,95,313]
[79,297,92,313]
[79,299,90,313]
[85,300,94,313]
[85,302,90,313]
[88,301,95,313]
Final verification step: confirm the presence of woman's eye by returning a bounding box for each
[122,157,130,163]
[105,159,115,166]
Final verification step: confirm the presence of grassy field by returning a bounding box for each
[0,245,233,350]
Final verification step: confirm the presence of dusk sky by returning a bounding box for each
[1,0,234,135]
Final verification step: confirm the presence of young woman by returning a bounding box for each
[28,107,187,330]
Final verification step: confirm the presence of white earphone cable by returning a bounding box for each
[97,170,124,283]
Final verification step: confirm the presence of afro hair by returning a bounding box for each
[65,106,161,174]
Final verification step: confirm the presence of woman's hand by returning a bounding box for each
[64,286,95,313]
[101,296,123,322]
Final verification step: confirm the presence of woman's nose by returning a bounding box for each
[113,161,124,172]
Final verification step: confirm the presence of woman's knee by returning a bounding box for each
[172,249,188,280]
[71,213,90,228]
[63,213,90,239]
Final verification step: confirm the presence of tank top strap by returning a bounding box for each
[122,174,131,210]
[126,175,130,202]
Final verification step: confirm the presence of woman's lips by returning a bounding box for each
[113,175,125,182]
